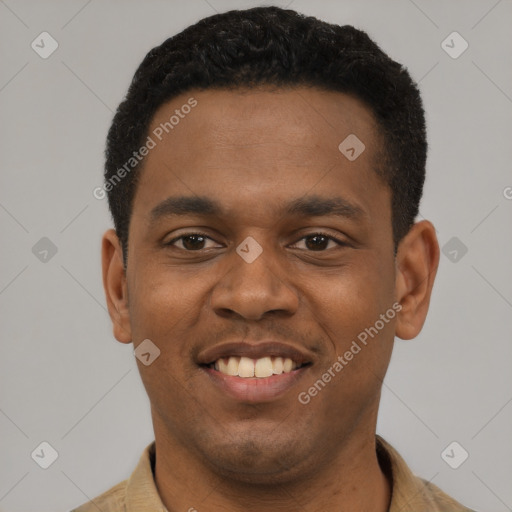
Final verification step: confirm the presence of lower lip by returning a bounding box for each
[201,366,310,403]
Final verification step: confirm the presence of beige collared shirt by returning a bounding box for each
[71,436,476,511]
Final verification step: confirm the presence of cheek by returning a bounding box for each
[322,292,395,365]
[308,283,395,416]
[309,257,396,376]
[316,257,393,324]
[128,264,204,354]
[128,268,208,410]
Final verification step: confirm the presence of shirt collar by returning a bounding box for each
[376,435,455,512]
[123,436,453,512]
[125,441,168,512]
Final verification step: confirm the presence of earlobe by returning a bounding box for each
[394,221,440,341]
[101,229,132,344]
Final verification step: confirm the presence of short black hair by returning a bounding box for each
[104,6,427,262]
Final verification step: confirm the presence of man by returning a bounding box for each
[73,6,477,512]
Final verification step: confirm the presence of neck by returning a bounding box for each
[153,421,391,512]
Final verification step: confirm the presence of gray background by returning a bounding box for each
[1,0,511,511]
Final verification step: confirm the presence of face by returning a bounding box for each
[103,86,436,484]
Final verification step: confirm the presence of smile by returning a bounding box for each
[207,356,308,378]
[197,340,314,402]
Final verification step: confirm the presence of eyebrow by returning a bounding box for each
[149,194,366,223]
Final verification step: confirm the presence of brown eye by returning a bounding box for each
[167,233,221,251]
[181,235,206,250]
[305,234,330,251]
[292,233,346,251]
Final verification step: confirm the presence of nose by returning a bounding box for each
[210,242,299,321]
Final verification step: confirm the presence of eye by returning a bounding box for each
[166,232,222,251]
[291,233,347,251]
[166,231,347,252]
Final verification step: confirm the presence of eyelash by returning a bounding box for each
[166,231,347,251]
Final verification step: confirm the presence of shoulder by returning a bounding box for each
[70,478,128,512]
[377,436,478,512]
[419,478,478,512]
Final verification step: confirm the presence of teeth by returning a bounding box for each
[273,356,284,374]
[212,356,300,378]
[225,356,239,376]
[255,357,273,378]
[238,356,255,378]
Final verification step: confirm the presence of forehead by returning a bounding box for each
[133,86,388,226]
[148,86,380,158]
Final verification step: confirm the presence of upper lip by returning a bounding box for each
[197,341,314,367]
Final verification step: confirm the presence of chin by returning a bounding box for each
[198,436,315,485]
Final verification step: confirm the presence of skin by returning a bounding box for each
[102,87,439,512]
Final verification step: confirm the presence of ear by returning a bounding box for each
[394,220,440,340]
[101,229,132,344]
